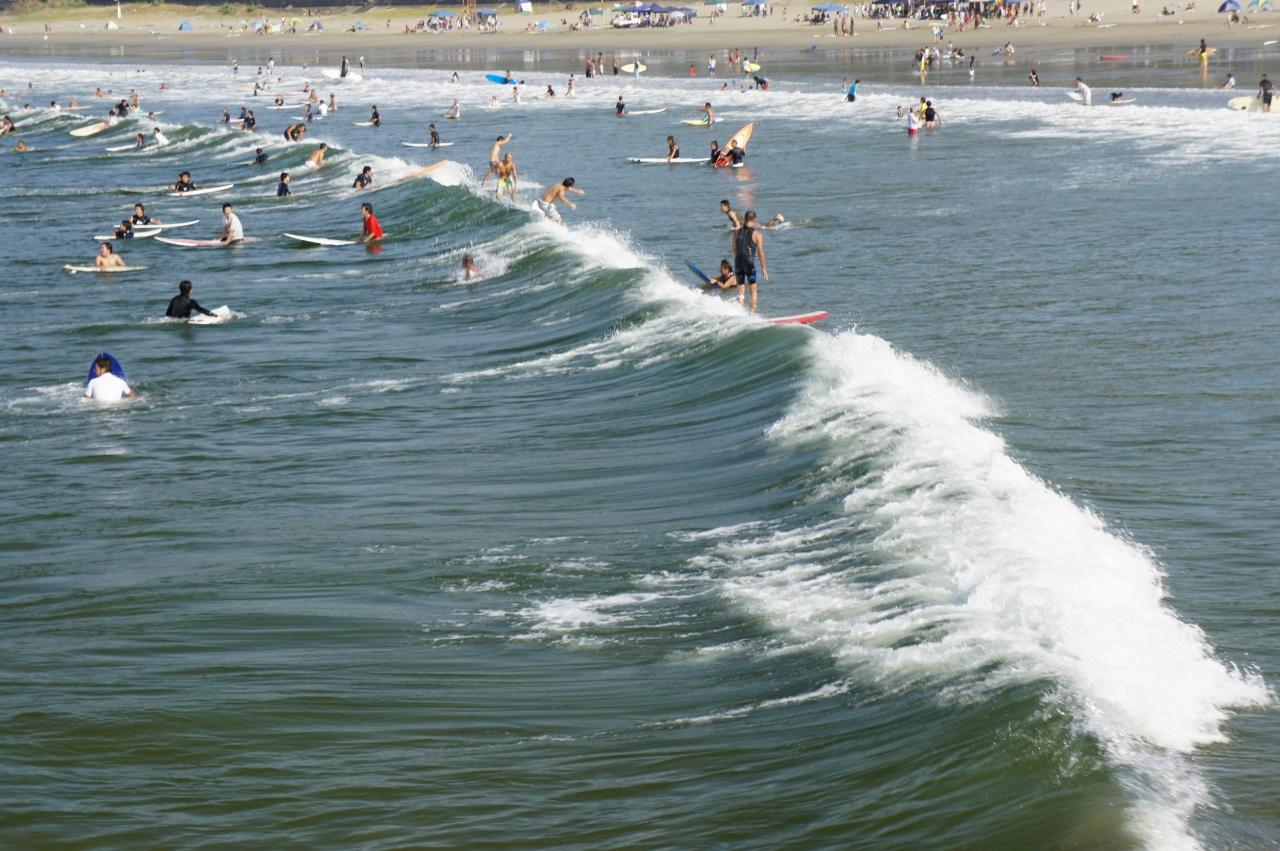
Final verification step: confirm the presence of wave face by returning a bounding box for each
[0,60,1275,850]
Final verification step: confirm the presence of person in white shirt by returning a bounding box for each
[152,126,169,146]
[1075,77,1092,106]
[220,203,244,244]
[84,356,133,402]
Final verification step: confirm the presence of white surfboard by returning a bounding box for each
[188,305,233,324]
[94,228,161,240]
[155,236,258,247]
[322,68,363,82]
[401,141,454,148]
[283,232,357,246]
[105,143,146,152]
[145,220,199,230]
[628,156,711,164]
[1066,91,1084,103]
[70,122,110,138]
[352,120,376,127]
[167,184,234,197]
[627,108,667,115]
[64,264,148,273]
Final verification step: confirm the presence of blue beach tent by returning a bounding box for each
[178,20,192,30]
[1218,0,1241,9]
[812,2,847,9]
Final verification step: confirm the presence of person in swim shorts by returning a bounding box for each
[733,210,768,312]
[480,133,512,188]
[536,177,585,224]
[495,153,518,202]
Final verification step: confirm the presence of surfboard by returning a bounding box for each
[485,73,515,85]
[167,184,234,197]
[744,61,761,73]
[1106,97,1137,105]
[768,311,829,325]
[628,156,711,164]
[627,108,667,115]
[64,264,148,273]
[322,68,363,81]
[1186,46,1219,57]
[352,120,377,127]
[70,122,110,138]
[104,143,145,152]
[187,305,233,324]
[94,228,161,240]
[283,232,358,246]
[686,260,713,283]
[1066,91,1084,102]
[714,123,754,168]
[87,352,126,383]
[682,119,713,126]
[401,141,454,148]
[1227,95,1269,111]
[620,63,648,74]
[155,236,258,247]
[146,220,199,230]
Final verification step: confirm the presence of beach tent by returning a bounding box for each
[355,20,366,29]
[517,0,533,10]
[477,8,498,15]
[177,20,192,31]
[811,1,847,9]
[1218,0,1241,9]
[429,9,457,16]
[104,20,119,29]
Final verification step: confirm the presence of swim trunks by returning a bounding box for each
[535,199,562,223]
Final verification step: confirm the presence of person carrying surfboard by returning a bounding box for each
[359,203,383,243]
[733,211,768,313]
[537,178,585,224]
[95,242,126,270]
[165,280,217,320]
[84,356,132,402]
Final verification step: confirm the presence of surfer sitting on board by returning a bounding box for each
[359,203,383,243]
[428,123,441,148]
[114,220,136,239]
[131,204,157,226]
[85,356,132,402]
[480,133,512,189]
[536,178,584,224]
[166,280,217,319]
[733,211,768,313]
[352,165,374,190]
[172,171,197,192]
[95,242,126,269]
[219,203,244,245]
[667,135,680,163]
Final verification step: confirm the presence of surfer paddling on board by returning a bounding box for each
[165,280,216,319]
[95,242,126,269]
[536,178,585,224]
[171,171,197,193]
[495,153,518,202]
[480,133,512,189]
[219,203,244,245]
[733,210,768,313]
[359,203,383,243]
[85,356,133,402]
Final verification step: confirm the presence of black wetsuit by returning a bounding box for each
[430,130,440,146]
[729,146,745,165]
[371,110,381,127]
[166,294,214,319]
[174,182,196,193]
[131,214,152,225]
[255,151,268,164]
[277,180,291,197]
[733,226,758,285]
[353,172,373,189]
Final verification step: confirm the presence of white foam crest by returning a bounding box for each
[518,591,666,634]
[703,327,1270,846]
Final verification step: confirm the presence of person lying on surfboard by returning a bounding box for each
[95,242,126,269]
[165,280,217,319]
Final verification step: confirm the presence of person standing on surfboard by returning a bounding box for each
[359,203,383,243]
[733,210,768,313]
[165,280,217,320]
[85,356,132,402]
[537,178,585,224]
[495,154,519,202]
[219,203,244,245]
[480,133,512,189]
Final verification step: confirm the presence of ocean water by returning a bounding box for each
[1,58,1277,849]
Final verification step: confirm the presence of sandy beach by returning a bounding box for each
[1,1,1276,67]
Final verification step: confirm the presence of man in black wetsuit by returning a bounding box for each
[733,210,768,314]
[165,280,216,319]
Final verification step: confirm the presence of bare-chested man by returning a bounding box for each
[480,133,512,188]
[494,152,518,202]
[536,178,585,224]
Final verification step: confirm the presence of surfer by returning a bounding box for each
[615,96,626,118]
[352,165,374,189]
[495,153,518,202]
[95,242,126,269]
[428,122,441,148]
[1028,69,1040,87]
[283,122,299,142]
[359,202,383,243]
[165,280,216,319]
[219,203,244,245]
[719,199,742,230]
[667,135,680,163]
[277,172,291,197]
[171,171,197,192]
[727,140,746,166]
[306,142,328,167]
[131,203,157,226]
[699,102,716,125]
[536,178,584,224]
[221,107,231,124]
[1220,72,1236,89]
[11,140,30,153]
[128,131,146,149]
[243,110,257,130]
[545,85,557,99]
[847,79,860,102]
[1259,73,1273,112]
[254,147,268,165]
[84,356,133,402]
[152,127,169,146]
[0,116,14,135]
[1075,77,1093,106]
[480,133,512,189]
[733,210,768,313]
[905,108,920,137]
[113,219,136,239]
[512,86,520,104]
[703,259,742,302]
[369,105,381,127]
[446,99,461,119]
[329,93,338,112]
[340,56,350,78]
[923,100,941,129]
[462,254,478,281]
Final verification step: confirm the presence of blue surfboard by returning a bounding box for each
[685,260,712,284]
[87,352,126,384]
[485,73,514,85]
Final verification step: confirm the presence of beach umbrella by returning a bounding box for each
[1218,0,1240,9]
[742,0,767,6]
[476,8,498,14]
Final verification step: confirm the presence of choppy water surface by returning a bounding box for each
[1,58,1277,849]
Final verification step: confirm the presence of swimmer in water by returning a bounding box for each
[95,241,126,269]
